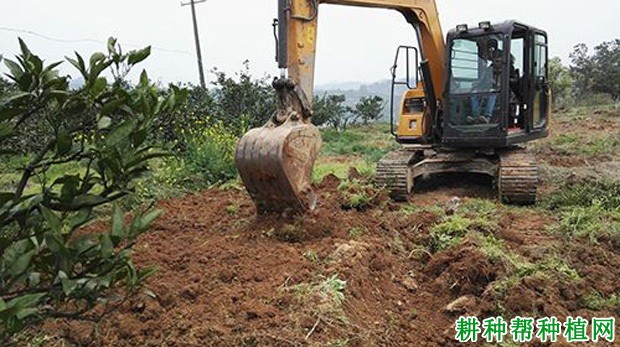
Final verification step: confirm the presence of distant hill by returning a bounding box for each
[315,79,409,121]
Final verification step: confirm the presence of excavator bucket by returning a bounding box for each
[235,117,321,214]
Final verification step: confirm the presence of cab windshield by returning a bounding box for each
[447,34,505,127]
[449,34,504,94]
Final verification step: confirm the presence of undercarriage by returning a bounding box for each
[376,146,539,204]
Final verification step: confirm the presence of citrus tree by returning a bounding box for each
[0,38,186,340]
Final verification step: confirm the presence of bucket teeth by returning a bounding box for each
[235,119,321,214]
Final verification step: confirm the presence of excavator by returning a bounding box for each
[235,0,550,214]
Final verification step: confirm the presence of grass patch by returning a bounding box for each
[554,203,619,243]
[580,291,620,311]
[544,180,620,211]
[0,155,86,196]
[337,179,382,211]
[544,180,620,244]
[429,199,499,252]
[312,160,375,184]
[348,227,365,240]
[545,130,620,157]
[290,274,348,323]
[320,123,398,162]
[486,238,581,295]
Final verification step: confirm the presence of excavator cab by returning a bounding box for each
[442,21,550,147]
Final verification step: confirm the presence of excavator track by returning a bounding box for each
[498,150,539,205]
[376,150,418,201]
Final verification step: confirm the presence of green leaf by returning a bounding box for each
[91,76,107,96]
[2,91,33,106]
[68,209,92,231]
[0,293,45,320]
[107,37,118,53]
[111,204,124,243]
[0,192,14,207]
[56,129,72,156]
[128,47,151,65]
[137,266,157,282]
[100,98,126,117]
[0,106,25,122]
[15,308,39,320]
[9,250,35,277]
[45,233,65,253]
[98,116,112,130]
[89,52,105,67]
[0,298,6,311]
[18,38,32,57]
[69,235,97,257]
[28,272,41,288]
[67,52,87,78]
[42,61,63,74]
[0,122,13,140]
[59,175,80,204]
[131,128,148,147]
[126,150,169,169]
[70,195,108,208]
[129,209,162,237]
[18,72,33,91]
[8,194,43,218]
[58,271,75,296]
[105,119,136,147]
[2,239,32,269]
[100,234,113,259]
[139,70,149,86]
[4,59,23,80]
[40,205,62,233]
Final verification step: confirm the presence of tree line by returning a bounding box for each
[549,39,619,107]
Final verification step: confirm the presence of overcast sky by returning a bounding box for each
[1,0,619,86]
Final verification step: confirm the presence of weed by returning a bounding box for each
[273,223,303,243]
[337,179,380,211]
[430,214,497,252]
[289,274,348,325]
[489,253,580,295]
[320,275,347,306]
[226,204,238,216]
[400,204,420,216]
[348,227,365,240]
[303,250,320,263]
[580,292,620,310]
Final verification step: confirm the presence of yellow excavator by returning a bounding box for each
[235,0,550,214]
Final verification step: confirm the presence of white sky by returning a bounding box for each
[1,0,619,86]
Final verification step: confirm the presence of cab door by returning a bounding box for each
[529,31,550,131]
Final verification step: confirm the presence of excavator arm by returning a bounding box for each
[284,0,445,106]
[235,0,446,214]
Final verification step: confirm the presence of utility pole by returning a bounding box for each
[181,0,207,88]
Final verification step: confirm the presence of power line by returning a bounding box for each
[0,26,194,57]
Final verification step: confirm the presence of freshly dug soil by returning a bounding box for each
[38,174,619,347]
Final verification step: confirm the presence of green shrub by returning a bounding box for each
[179,120,238,186]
